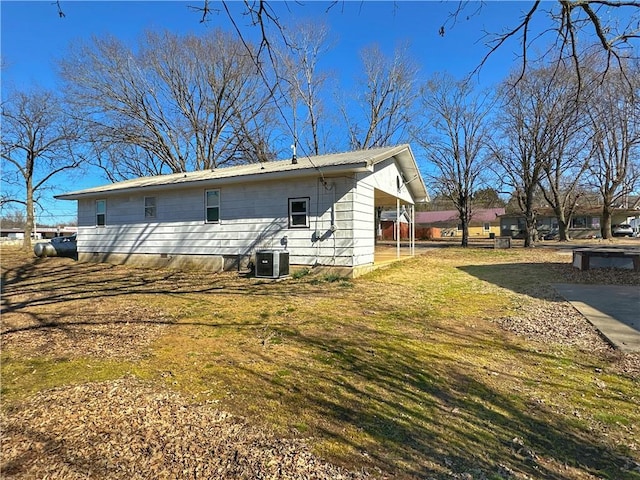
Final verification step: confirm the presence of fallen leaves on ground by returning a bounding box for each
[1,377,374,480]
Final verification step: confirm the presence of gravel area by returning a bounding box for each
[1,377,374,480]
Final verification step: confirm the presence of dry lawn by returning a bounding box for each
[1,244,639,479]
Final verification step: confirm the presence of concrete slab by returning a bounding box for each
[553,284,640,353]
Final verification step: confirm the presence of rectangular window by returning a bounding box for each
[96,199,106,226]
[205,189,220,223]
[571,216,587,229]
[144,196,156,219]
[483,222,491,232]
[289,197,309,228]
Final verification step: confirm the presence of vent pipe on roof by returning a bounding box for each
[291,144,297,164]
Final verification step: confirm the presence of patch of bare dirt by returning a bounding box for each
[1,377,374,480]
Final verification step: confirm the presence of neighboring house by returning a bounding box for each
[499,207,640,238]
[56,144,429,276]
[377,209,411,240]
[0,226,77,240]
[414,208,505,239]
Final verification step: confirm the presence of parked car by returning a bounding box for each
[33,234,77,258]
[611,224,634,237]
[541,228,559,240]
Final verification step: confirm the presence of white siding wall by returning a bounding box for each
[349,158,416,266]
[364,157,416,204]
[76,176,359,267]
[351,175,375,266]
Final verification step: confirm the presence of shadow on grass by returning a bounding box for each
[458,262,572,300]
[2,248,638,479]
[229,327,635,479]
[0,253,337,325]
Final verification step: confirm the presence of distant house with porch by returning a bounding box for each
[56,145,429,277]
[499,207,640,238]
[414,208,505,239]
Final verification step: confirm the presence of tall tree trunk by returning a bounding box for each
[524,212,537,247]
[554,208,570,241]
[23,175,34,250]
[601,207,613,239]
[461,220,469,247]
[557,219,570,241]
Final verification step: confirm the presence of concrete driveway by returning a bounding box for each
[553,284,640,353]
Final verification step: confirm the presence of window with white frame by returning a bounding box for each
[96,199,106,226]
[144,196,156,219]
[289,197,309,228]
[205,189,220,223]
[483,222,491,232]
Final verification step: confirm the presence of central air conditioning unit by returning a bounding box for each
[255,250,290,279]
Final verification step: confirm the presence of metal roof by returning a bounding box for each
[415,208,505,225]
[56,144,429,203]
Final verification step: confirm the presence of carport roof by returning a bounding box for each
[56,144,429,203]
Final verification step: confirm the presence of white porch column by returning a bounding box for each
[396,198,400,259]
[410,204,415,256]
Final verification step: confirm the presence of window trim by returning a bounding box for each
[205,189,221,224]
[96,199,106,227]
[144,196,156,219]
[483,222,491,232]
[288,197,310,228]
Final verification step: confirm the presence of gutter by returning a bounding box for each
[55,163,373,201]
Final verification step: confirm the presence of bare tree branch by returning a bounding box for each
[1,89,83,247]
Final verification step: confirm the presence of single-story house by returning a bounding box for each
[499,207,640,238]
[414,208,505,239]
[56,144,429,277]
[377,209,411,240]
[0,226,77,240]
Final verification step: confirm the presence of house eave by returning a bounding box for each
[55,163,372,201]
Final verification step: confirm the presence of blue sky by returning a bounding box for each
[1,1,544,224]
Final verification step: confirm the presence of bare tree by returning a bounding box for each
[533,62,592,241]
[491,67,574,247]
[443,1,640,87]
[584,61,640,238]
[415,73,494,247]
[59,29,278,180]
[1,89,83,248]
[276,21,332,156]
[50,1,639,85]
[341,43,419,150]
[0,209,26,229]
[208,1,640,76]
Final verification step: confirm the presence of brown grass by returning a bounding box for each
[1,244,639,479]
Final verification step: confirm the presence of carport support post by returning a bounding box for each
[411,204,415,256]
[396,198,401,259]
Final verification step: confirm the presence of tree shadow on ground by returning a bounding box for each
[229,326,637,479]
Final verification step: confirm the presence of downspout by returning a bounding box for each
[315,178,321,266]
[332,182,337,266]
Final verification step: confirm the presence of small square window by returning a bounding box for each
[289,198,309,228]
[144,197,156,218]
[96,199,106,226]
[205,189,220,223]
